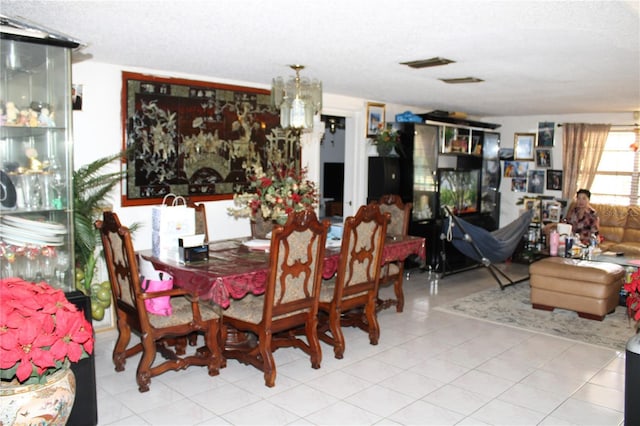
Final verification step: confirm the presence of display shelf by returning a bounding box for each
[0,30,76,292]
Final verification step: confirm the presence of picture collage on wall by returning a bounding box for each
[504,122,562,194]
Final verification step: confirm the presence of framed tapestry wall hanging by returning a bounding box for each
[121,71,299,206]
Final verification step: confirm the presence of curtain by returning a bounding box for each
[561,123,610,200]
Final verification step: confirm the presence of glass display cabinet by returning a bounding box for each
[0,24,79,291]
[1,19,98,426]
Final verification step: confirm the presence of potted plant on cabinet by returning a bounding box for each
[373,123,401,157]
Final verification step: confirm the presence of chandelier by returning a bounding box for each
[271,65,322,131]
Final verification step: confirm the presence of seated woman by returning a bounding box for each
[563,188,600,245]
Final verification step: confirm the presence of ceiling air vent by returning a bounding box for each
[400,57,454,69]
[439,77,484,84]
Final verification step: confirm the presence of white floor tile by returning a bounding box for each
[92,267,625,426]
[138,398,219,425]
[550,397,624,425]
[303,401,382,425]
[449,369,515,399]
[305,370,373,399]
[572,383,625,412]
[421,384,491,416]
[387,399,465,425]
[267,384,339,417]
[344,384,415,417]
[497,382,567,414]
[219,400,301,425]
[470,399,547,425]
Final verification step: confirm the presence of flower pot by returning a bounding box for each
[251,215,274,239]
[0,367,76,426]
[376,143,394,157]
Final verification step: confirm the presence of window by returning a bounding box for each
[590,130,639,205]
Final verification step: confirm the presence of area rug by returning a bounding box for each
[435,282,636,351]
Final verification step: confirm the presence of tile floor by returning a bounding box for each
[94,264,627,425]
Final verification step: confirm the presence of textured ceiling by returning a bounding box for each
[2,0,639,117]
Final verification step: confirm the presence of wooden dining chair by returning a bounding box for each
[317,203,390,359]
[188,201,209,242]
[221,209,329,387]
[96,211,223,392]
[377,194,412,312]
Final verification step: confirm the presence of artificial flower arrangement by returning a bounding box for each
[0,277,94,385]
[625,269,640,331]
[228,161,319,224]
[372,123,402,155]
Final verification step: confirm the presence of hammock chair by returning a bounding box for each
[442,207,534,289]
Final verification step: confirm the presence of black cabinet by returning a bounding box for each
[367,157,401,203]
[394,119,501,274]
[65,291,98,426]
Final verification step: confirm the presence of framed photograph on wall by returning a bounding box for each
[523,197,541,223]
[537,121,555,147]
[546,169,563,190]
[72,84,83,111]
[542,199,561,223]
[548,205,561,222]
[366,102,385,138]
[511,177,527,192]
[527,170,545,194]
[514,133,536,160]
[535,148,552,168]
[503,161,529,177]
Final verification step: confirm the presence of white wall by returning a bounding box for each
[71,60,632,248]
[483,112,635,226]
[71,61,422,250]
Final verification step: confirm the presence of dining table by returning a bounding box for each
[139,235,426,310]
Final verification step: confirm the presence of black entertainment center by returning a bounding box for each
[367,113,502,274]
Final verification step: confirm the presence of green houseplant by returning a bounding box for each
[73,149,135,320]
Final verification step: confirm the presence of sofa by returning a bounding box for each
[591,203,640,256]
[545,203,640,256]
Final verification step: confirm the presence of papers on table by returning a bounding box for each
[326,238,342,248]
[241,237,342,250]
[242,239,271,251]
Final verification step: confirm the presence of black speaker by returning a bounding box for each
[368,157,400,202]
[65,291,98,426]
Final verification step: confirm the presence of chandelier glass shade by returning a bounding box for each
[271,65,322,131]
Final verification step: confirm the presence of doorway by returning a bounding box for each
[319,115,346,219]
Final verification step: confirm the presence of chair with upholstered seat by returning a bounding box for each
[189,201,209,242]
[96,211,223,392]
[221,209,329,387]
[317,203,390,359]
[376,194,412,312]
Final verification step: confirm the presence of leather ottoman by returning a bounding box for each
[529,257,625,321]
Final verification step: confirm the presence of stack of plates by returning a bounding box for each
[0,216,66,246]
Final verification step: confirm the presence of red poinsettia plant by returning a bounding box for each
[0,278,94,385]
[625,269,640,331]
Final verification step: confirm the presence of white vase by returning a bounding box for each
[0,367,76,426]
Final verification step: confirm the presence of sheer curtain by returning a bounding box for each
[561,123,611,200]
